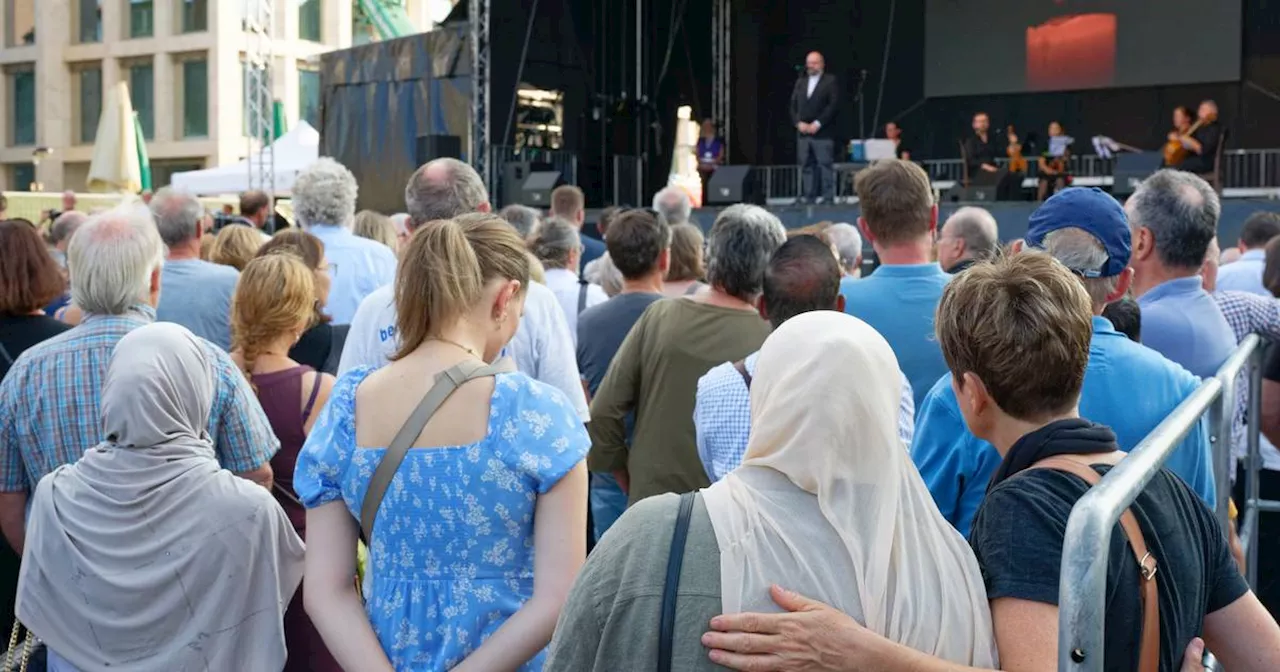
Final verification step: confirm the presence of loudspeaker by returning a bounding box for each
[415,135,462,166]
[948,185,997,203]
[503,161,552,208]
[706,165,760,205]
[521,171,566,207]
[1112,151,1164,197]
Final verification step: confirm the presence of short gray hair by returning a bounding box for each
[705,204,787,301]
[293,158,359,230]
[530,217,581,270]
[1040,227,1118,307]
[826,222,863,273]
[944,207,999,261]
[1127,170,1220,269]
[499,204,541,239]
[68,204,165,315]
[149,187,204,247]
[653,186,692,226]
[49,210,88,246]
[404,158,489,229]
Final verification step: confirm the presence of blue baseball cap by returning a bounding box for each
[1025,187,1131,278]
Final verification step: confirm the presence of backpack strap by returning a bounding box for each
[359,358,517,543]
[578,279,590,315]
[658,492,697,672]
[301,370,323,425]
[1028,456,1159,672]
[732,359,752,389]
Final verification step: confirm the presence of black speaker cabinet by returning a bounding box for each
[521,171,567,207]
[415,135,462,166]
[706,165,760,205]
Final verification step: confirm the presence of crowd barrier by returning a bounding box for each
[1057,334,1273,670]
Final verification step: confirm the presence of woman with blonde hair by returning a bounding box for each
[353,210,399,252]
[664,222,706,296]
[231,253,339,672]
[296,214,589,671]
[210,224,265,271]
[257,230,346,374]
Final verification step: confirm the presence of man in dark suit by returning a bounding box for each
[550,184,606,272]
[790,51,840,204]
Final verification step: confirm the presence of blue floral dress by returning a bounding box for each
[294,367,590,671]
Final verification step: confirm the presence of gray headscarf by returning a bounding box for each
[17,323,304,672]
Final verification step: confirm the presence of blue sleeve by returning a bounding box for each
[294,367,369,508]
[1175,415,1217,508]
[909,375,999,537]
[499,375,590,494]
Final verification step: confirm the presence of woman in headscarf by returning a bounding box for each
[16,322,305,672]
[547,311,997,670]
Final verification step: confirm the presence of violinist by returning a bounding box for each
[1037,121,1071,201]
[1165,101,1222,174]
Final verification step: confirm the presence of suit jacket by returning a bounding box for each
[790,73,839,139]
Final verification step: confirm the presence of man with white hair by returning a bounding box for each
[936,206,999,274]
[652,185,693,226]
[826,222,863,279]
[341,158,590,421]
[0,205,277,553]
[293,158,397,323]
[150,188,241,350]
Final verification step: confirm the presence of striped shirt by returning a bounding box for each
[0,305,277,492]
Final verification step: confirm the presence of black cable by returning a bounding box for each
[502,0,542,148]
[654,0,690,95]
[870,0,897,137]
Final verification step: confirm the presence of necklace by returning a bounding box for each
[430,337,480,358]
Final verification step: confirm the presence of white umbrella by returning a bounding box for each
[86,81,142,193]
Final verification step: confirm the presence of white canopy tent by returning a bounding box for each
[170,121,320,195]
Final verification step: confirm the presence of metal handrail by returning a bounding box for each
[1057,334,1263,671]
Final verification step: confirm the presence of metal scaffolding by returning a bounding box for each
[245,0,276,196]
[470,0,492,191]
[711,0,731,158]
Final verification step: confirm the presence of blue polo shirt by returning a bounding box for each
[841,263,951,411]
[1216,249,1268,296]
[911,316,1215,537]
[1138,276,1236,379]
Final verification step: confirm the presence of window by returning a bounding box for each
[128,60,154,139]
[299,0,321,42]
[299,68,320,128]
[9,163,35,191]
[76,0,102,43]
[75,63,103,144]
[178,56,208,138]
[151,159,203,189]
[180,0,207,33]
[6,0,36,46]
[9,67,35,146]
[129,0,153,38]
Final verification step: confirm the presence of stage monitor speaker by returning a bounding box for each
[706,165,760,205]
[502,161,552,208]
[521,171,566,207]
[415,135,462,166]
[947,185,997,203]
[1112,151,1165,197]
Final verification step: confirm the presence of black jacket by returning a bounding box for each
[790,73,839,139]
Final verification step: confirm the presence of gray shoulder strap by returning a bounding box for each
[359,357,517,542]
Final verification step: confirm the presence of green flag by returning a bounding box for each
[272,100,287,140]
[133,112,152,191]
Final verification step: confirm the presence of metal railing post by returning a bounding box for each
[1247,347,1264,588]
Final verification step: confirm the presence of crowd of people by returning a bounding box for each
[2,153,1280,671]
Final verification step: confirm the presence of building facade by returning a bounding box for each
[0,0,437,192]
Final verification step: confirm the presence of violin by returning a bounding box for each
[1006,125,1028,173]
[1164,116,1208,166]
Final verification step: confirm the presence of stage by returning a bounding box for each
[684,198,1280,248]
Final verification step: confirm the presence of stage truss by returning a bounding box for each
[245,0,276,196]
[711,0,731,158]
[470,0,492,190]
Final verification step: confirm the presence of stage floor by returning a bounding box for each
[685,199,1280,247]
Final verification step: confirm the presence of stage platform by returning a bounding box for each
[685,198,1280,247]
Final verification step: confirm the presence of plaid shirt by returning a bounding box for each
[0,305,277,492]
[1213,290,1280,463]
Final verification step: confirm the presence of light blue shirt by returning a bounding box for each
[694,351,916,482]
[1138,276,1236,379]
[840,263,951,412]
[911,316,1215,537]
[1216,248,1268,296]
[156,259,239,350]
[308,225,397,324]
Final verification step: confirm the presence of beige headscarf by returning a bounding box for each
[17,323,304,672]
[702,311,998,666]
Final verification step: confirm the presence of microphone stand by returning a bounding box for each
[856,69,868,141]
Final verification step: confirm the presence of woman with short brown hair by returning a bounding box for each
[257,229,346,374]
[0,220,69,380]
[664,222,706,297]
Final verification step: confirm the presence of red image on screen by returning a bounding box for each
[1026,14,1117,91]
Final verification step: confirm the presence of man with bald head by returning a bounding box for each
[790,50,839,204]
[937,206,999,274]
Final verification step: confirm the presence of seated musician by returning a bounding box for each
[962,112,1023,201]
[1037,121,1071,201]
[1166,101,1223,174]
[886,121,911,161]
